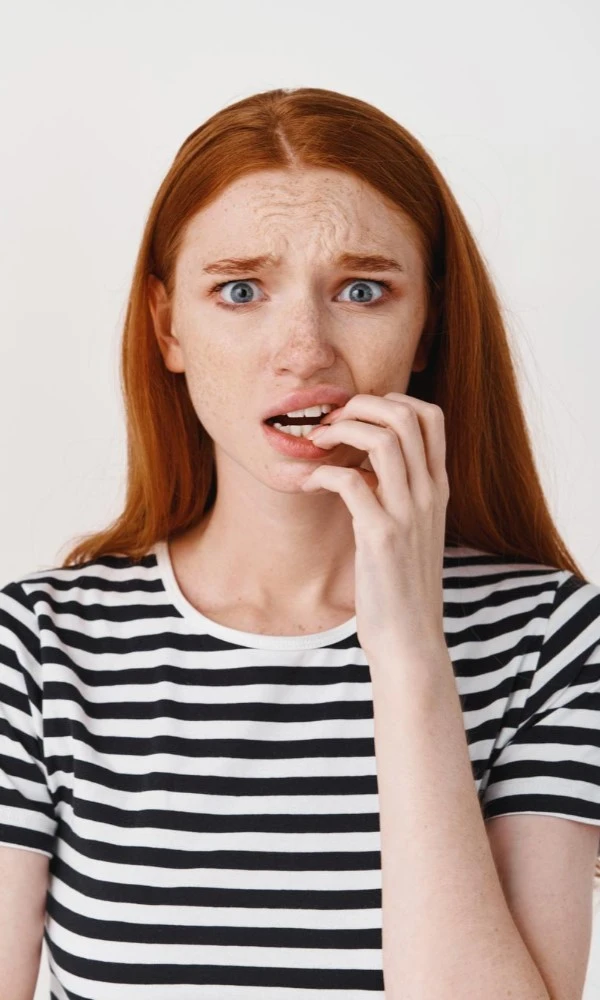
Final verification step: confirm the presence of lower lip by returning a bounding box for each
[262,420,333,458]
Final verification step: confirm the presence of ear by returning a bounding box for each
[147,274,186,374]
[412,330,434,373]
[412,288,442,373]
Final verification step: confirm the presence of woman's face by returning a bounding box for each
[148,166,434,491]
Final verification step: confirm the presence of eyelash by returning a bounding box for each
[209,277,394,309]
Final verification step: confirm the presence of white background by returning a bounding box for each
[0,0,598,996]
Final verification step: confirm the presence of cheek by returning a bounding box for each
[351,341,421,402]
[179,349,245,434]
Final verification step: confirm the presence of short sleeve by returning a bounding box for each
[481,571,600,839]
[0,579,57,857]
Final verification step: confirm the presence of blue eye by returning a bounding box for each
[214,280,262,306]
[337,279,388,304]
[210,277,392,308]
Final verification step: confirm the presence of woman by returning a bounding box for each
[1,87,599,1000]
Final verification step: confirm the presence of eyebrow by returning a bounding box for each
[201,252,406,275]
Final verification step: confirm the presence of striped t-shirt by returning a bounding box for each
[1,539,600,1000]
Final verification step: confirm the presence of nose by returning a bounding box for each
[271,298,337,372]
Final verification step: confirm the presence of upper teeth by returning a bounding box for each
[283,404,333,418]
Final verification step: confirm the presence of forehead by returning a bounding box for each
[178,167,424,269]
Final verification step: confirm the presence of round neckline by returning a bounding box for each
[152,538,359,650]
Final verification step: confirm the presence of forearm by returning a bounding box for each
[369,648,551,1000]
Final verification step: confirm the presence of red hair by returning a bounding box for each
[60,87,586,581]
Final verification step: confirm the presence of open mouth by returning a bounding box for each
[264,413,327,428]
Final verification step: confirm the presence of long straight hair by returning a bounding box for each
[60,87,587,583]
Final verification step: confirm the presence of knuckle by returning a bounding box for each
[380,426,399,445]
[343,468,361,486]
[370,518,396,544]
[417,490,436,511]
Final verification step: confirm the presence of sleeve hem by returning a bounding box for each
[0,838,52,858]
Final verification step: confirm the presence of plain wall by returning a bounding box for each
[0,0,598,996]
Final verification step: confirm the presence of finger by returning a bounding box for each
[384,393,449,493]
[307,419,408,516]
[308,415,436,517]
[326,395,438,502]
[301,464,387,530]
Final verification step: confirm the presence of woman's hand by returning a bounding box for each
[301,392,450,665]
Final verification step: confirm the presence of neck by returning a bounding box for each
[175,477,356,615]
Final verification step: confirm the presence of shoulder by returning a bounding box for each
[442,546,600,677]
[0,548,161,633]
[442,544,575,626]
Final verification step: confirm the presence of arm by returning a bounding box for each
[0,846,49,1000]
[371,651,552,1000]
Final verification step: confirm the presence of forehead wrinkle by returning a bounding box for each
[246,197,402,255]
[179,170,424,282]
[251,203,357,242]
[246,231,360,274]
[243,180,368,221]
[250,205,355,238]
